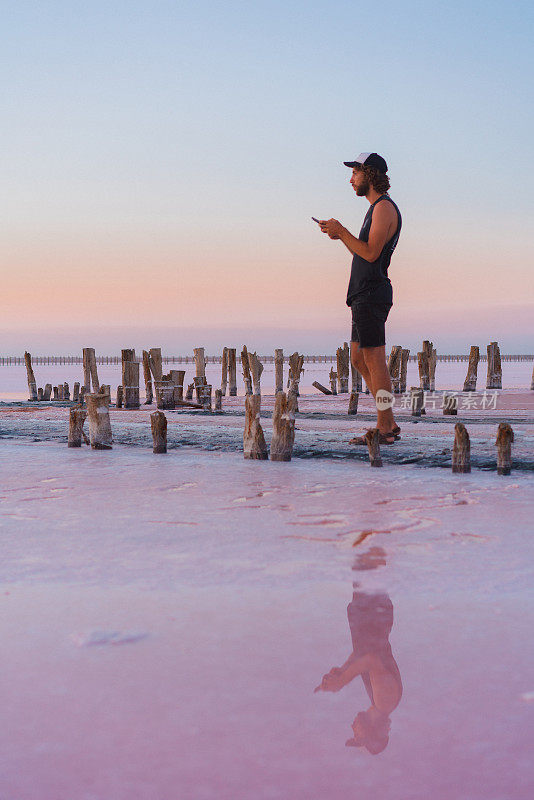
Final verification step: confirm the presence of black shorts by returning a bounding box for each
[351,300,392,348]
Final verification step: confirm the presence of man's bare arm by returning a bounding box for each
[319,201,397,262]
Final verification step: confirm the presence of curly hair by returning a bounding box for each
[358,164,391,194]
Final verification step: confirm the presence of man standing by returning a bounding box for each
[318,152,402,444]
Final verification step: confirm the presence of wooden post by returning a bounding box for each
[429,347,437,391]
[148,348,163,383]
[248,351,263,395]
[495,422,513,475]
[452,423,470,473]
[364,428,383,467]
[194,347,206,380]
[171,370,185,403]
[73,382,80,402]
[150,411,167,454]
[241,346,253,395]
[387,345,402,393]
[443,392,458,415]
[215,389,223,410]
[417,340,434,390]
[400,349,410,394]
[63,382,70,401]
[79,387,86,406]
[275,349,284,393]
[82,348,99,392]
[155,383,175,410]
[43,383,52,401]
[24,352,38,400]
[116,385,124,408]
[270,391,296,462]
[58,385,64,401]
[336,346,349,393]
[142,350,154,404]
[68,407,87,448]
[200,384,212,411]
[348,391,359,415]
[193,375,207,404]
[288,352,304,397]
[243,394,268,459]
[123,361,140,409]
[221,347,228,396]
[186,382,194,400]
[410,387,424,416]
[86,393,112,450]
[329,368,338,395]
[530,361,534,391]
[228,348,237,396]
[486,342,502,389]
[37,387,43,401]
[312,381,332,395]
[463,346,480,392]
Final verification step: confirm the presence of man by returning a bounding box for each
[317,152,402,444]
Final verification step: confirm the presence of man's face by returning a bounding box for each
[350,167,370,196]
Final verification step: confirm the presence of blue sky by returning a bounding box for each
[2,0,533,353]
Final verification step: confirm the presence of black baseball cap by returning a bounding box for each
[343,152,388,174]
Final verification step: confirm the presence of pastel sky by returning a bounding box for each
[1,0,533,355]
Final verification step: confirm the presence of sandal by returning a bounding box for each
[349,430,399,446]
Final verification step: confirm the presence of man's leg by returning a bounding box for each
[350,341,374,393]
[362,345,397,434]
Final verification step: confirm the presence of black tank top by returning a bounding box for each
[346,194,402,307]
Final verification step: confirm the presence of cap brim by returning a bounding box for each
[343,161,362,168]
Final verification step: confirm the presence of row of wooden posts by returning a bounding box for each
[23,340,524,411]
[67,386,516,475]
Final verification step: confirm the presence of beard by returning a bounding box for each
[355,178,370,196]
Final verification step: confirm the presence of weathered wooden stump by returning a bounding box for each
[194,347,206,381]
[186,382,194,401]
[443,392,458,415]
[486,342,502,389]
[68,407,87,448]
[400,349,410,394]
[248,351,263,395]
[116,385,124,408]
[53,386,59,401]
[155,384,175,410]
[530,361,534,391]
[86,392,112,450]
[270,391,296,462]
[37,387,43,401]
[410,387,424,416]
[312,381,332,395]
[288,352,304,397]
[348,391,359,415]
[73,382,80,403]
[193,375,207,404]
[215,388,223,410]
[123,361,140,409]
[24,351,38,400]
[79,387,86,406]
[387,345,403,393]
[336,345,350,393]
[275,349,284,393]
[43,384,52,401]
[228,348,237,396]
[463,346,480,392]
[329,368,338,395]
[82,347,100,392]
[63,382,70,401]
[351,359,363,393]
[452,423,470,473]
[99,385,111,404]
[170,370,185,403]
[241,346,253,395]
[417,341,435,391]
[200,384,212,411]
[150,411,167,453]
[221,347,228,396]
[243,394,268,460]
[495,422,513,475]
[142,350,154,404]
[58,384,64,401]
[364,428,382,467]
[149,348,163,383]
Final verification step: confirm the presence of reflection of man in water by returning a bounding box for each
[315,591,402,754]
